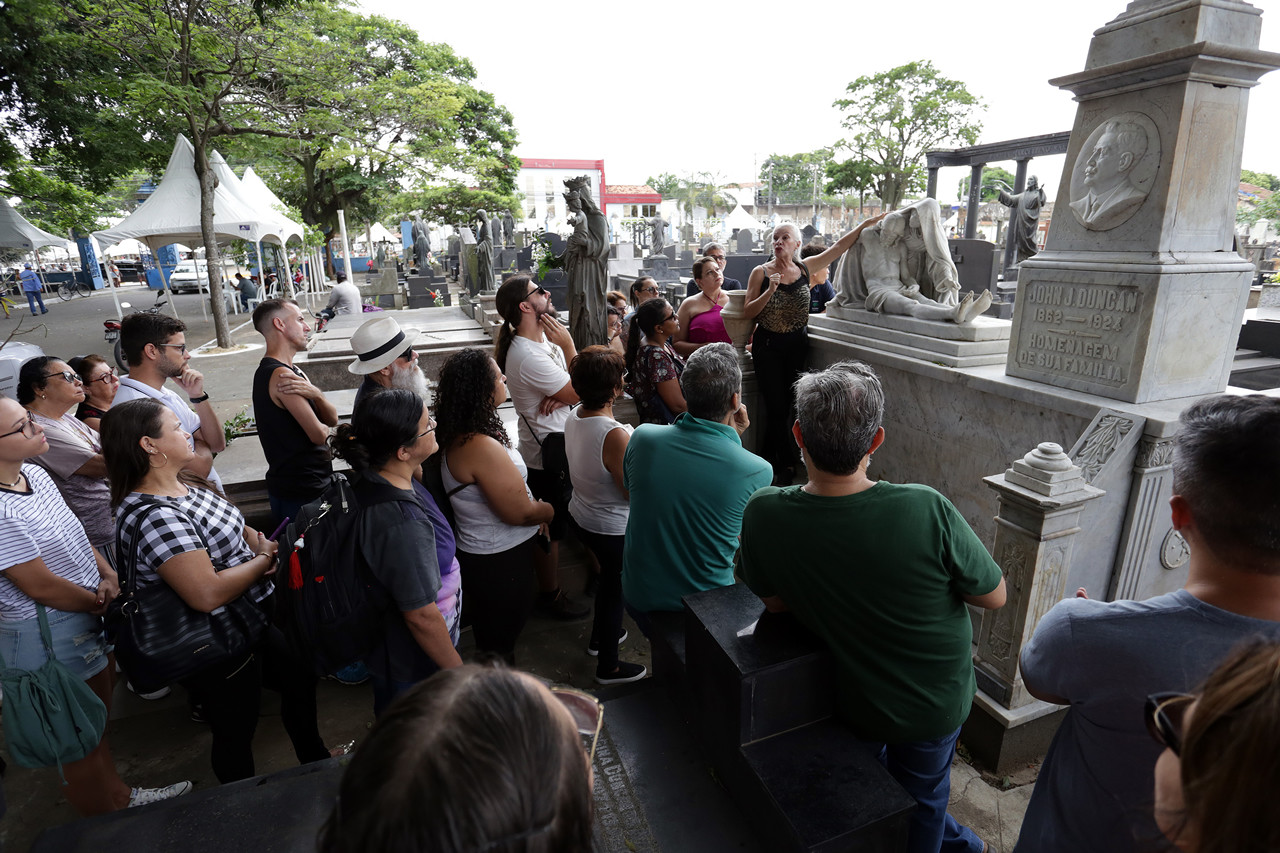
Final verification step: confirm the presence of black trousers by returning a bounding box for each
[752,327,808,471]
[458,535,537,665]
[575,527,625,672]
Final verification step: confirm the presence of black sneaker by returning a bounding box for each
[587,628,628,657]
[595,661,647,685]
[536,588,590,621]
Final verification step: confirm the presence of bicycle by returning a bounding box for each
[57,278,93,301]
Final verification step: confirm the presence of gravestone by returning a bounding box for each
[661,245,676,262]
[611,243,636,259]
[736,230,755,254]
[459,226,478,295]
[1006,1,1279,403]
[948,239,1004,316]
[801,224,818,244]
[642,255,679,284]
[517,245,533,271]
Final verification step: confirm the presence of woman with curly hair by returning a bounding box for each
[435,348,554,664]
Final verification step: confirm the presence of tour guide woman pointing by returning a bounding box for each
[743,215,884,485]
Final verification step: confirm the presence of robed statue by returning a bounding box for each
[562,177,610,348]
[996,176,1046,263]
[474,211,494,292]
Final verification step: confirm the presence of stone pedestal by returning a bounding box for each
[1006,1,1280,403]
[963,442,1104,773]
[974,443,1104,709]
[815,309,1012,368]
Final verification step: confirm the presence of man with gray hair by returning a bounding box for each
[738,360,1005,853]
[621,343,769,633]
[685,241,742,297]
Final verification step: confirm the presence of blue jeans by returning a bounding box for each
[25,290,46,314]
[859,726,983,853]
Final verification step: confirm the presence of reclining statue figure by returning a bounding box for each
[832,197,992,323]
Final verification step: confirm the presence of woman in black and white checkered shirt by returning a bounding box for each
[102,398,284,784]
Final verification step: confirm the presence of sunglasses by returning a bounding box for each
[523,285,549,302]
[0,410,37,440]
[549,686,604,762]
[157,342,189,354]
[1145,692,1194,755]
[398,347,415,362]
[638,286,659,294]
[43,370,81,385]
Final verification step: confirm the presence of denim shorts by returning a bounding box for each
[0,609,110,681]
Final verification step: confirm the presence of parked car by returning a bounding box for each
[169,260,215,293]
[0,342,44,400]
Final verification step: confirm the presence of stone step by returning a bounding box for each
[737,721,916,852]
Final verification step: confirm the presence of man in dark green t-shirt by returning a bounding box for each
[738,360,1005,853]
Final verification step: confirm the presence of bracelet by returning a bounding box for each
[189,393,210,404]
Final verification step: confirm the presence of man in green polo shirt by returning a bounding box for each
[622,343,771,631]
[738,360,1005,853]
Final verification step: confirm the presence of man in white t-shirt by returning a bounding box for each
[324,272,362,316]
[115,312,224,491]
[494,275,589,620]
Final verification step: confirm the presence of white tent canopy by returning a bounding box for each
[93,134,267,251]
[723,204,764,234]
[0,197,73,251]
[354,222,397,245]
[210,154,303,246]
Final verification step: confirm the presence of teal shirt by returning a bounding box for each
[738,482,1003,743]
[622,413,772,613]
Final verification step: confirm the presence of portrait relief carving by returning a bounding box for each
[1068,112,1161,231]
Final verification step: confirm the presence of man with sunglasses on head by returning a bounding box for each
[115,312,224,491]
[1013,394,1280,853]
[348,316,427,411]
[494,274,589,621]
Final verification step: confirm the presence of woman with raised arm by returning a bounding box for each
[744,215,883,484]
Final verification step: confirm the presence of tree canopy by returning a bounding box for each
[833,60,984,210]
[760,150,833,206]
[645,172,681,197]
[958,166,1018,203]
[1240,169,1280,191]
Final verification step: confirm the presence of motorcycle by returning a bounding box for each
[109,293,168,373]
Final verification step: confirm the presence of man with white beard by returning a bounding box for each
[348,316,428,409]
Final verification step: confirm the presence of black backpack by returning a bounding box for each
[273,473,409,676]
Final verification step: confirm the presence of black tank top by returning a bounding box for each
[252,357,332,500]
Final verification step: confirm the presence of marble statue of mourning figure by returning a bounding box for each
[832,198,993,323]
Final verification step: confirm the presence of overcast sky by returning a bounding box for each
[358,0,1280,205]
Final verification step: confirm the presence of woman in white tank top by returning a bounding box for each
[435,349,553,665]
[564,346,647,685]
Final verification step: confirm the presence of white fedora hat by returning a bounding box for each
[347,316,421,375]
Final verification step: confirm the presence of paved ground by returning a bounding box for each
[0,280,1036,852]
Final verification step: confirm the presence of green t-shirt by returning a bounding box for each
[622,414,772,613]
[738,481,1002,743]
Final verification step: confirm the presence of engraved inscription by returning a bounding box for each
[1014,281,1140,386]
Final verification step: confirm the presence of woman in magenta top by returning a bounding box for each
[673,257,731,358]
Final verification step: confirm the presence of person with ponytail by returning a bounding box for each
[329,389,463,715]
[624,298,686,425]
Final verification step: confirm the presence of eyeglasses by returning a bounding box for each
[157,343,189,354]
[707,254,726,262]
[549,686,605,762]
[638,286,659,294]
[398,347,415,362]
[0,411,37,440]
[89,369,119,385]
[43,370,81,385]
[1145,692,1194,756]
[523,285,549,303]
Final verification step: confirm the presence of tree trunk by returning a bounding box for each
[192,137,232,348]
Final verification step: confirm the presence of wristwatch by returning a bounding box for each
[189,393,210,404]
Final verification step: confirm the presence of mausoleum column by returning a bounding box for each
[975,442,1105,709]
[964,164,983,239]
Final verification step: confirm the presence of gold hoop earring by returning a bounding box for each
[148,451,169,468]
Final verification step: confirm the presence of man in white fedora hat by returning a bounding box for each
[348,315,426,409]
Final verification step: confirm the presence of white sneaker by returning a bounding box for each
[127,681,172,701]
[129,781,193,808]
